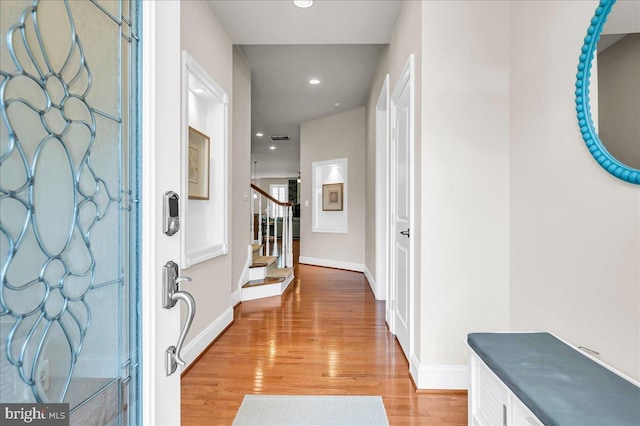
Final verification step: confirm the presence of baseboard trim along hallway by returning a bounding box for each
[363,264,377,298]
[298,256,364,272]
[411,354,469,390]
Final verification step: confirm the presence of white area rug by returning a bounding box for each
[232,395,390,426]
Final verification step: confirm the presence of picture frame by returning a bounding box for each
[188,126,210,200]
[322,183,343,211]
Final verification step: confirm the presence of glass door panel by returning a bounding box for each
[0,1,140,424]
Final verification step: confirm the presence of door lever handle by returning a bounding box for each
[162,261,196,375]
[400,229,410,238]
[176,276,192,285]
[168,290,196,368]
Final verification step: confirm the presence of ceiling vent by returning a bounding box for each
[270,136,290,141]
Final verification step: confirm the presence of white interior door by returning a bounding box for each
[390,57,413,361]
[141,1,184,424]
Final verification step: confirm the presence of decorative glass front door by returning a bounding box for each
[1,1,140,424]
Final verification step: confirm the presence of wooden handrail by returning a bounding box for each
[250,184,293,207]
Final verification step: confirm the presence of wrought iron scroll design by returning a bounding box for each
[1,0,123,402]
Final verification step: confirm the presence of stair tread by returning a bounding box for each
[267,267,293,279]
[243,277,286,288]
[251,256,277,267]
[251,244,263,252]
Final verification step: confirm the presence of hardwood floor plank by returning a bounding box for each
[181,247,467,425]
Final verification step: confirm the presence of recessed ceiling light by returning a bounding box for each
[294,0,313,8]
[256,132,264,137]
[334,102,341,107]
[269,146,276,150]
[192,88,205,94]
[309,79,320,85]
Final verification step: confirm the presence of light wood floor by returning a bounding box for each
[181,250,467,425]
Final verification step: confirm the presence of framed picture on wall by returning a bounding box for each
[322,183,343,211]
[188,126,210,200]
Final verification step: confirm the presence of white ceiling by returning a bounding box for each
[207,1,401,179]
[601,0,640,35]
[242,44,383,178]
[598,1,639,52]
[208,1,401,45]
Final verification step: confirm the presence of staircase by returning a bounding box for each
[241,186,295,301]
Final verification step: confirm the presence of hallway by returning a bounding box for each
[181,263,467,425]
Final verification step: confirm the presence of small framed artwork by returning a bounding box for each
[322,183,343,211]
[188,126,210,200]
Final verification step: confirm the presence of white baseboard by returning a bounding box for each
[363,264,376,298]
[410,354,468,390]
[181,307,234,368]
[230,289,241,307]
[299,256,364,272]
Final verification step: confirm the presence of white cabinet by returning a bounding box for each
[469,352,543,426]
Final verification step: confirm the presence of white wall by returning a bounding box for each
[180,1,233,347]
[420,0,510,377]
[231,46,252,296]
[364,46,388,288]
[256,178,295,193]
[365,0,423,355]
[510,0,640,380]
[300,107,366,268]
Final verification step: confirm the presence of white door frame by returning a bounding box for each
[375,74,391,315]
[141,1,183,424]
[389,55,415,363]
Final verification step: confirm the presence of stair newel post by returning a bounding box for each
[282,204,287,263]
[258,195,263,246]
[266,200,270,256]
[250,187,255,243]
[287,205,293,267]
[273,204,282,241]
[283,205,289,268]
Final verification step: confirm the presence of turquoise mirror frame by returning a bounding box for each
[575,0,640,184]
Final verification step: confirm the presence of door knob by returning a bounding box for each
[400,229,410,238]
